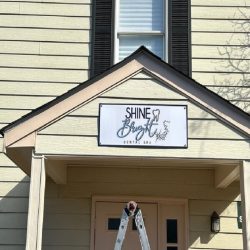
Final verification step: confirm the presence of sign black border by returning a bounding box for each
[98,103,188,149]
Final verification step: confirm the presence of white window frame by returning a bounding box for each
[114,0,168,63]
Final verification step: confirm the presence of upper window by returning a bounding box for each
[114,0,167,62]
[91,0,190,77]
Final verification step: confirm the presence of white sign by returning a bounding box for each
[99,104,187,147]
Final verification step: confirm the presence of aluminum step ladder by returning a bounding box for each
[114,201,150,250]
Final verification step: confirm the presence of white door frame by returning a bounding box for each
[91,196,189,250]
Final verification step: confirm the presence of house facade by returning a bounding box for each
[0,1,249,250]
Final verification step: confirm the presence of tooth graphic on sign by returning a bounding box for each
[152,109,160,122]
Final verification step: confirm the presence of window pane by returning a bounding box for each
[119,0,163,32]
[166,219,178,243]
[108,218,120,230]
[119,35,163,60]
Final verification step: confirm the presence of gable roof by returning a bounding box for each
[1,46,249,147]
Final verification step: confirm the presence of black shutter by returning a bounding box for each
[169,0,191,76]
[91,0,113,77]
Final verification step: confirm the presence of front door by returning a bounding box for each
[93,200,186,250]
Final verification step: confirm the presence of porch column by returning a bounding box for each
[26,153,46,250]
[240,160,250,250]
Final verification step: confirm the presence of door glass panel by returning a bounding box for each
[132,218,137,230]
[108,218,120,230]
[166,219,178,243]
[167,247,178,250]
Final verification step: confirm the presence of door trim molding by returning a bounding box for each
[90,195,189,250]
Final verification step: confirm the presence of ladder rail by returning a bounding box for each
[134,209,151,250]
[114,209,130,250]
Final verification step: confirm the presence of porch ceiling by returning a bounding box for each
[45,156,240,189]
